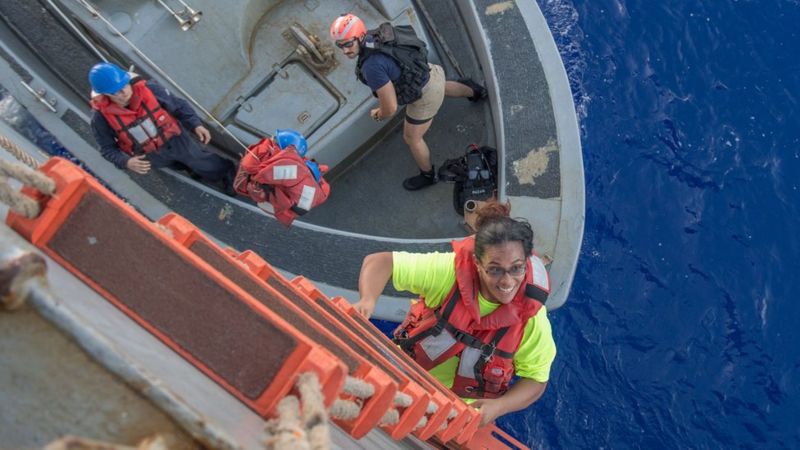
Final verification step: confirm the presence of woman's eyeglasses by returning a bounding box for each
[480,264,526,278]
[336,39,357,49]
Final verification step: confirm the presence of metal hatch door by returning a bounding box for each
[234,62,338,138]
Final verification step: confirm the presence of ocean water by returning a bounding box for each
[2,1,798,449]
[504,0,800,448]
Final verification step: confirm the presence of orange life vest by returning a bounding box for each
[234,137,330,227]
[393,236,550,399]
[91,78,182,155]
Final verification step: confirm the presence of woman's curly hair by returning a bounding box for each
[474,200,534,260]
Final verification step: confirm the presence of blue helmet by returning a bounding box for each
[275,129,308,157]
[88,62,131,94]
[305,160,321,182]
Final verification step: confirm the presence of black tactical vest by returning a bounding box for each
[356,23,431,105]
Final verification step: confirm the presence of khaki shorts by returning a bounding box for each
[405,64,445,124]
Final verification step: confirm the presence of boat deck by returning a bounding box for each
[304,0,493,238]
[0,0,582,315]
[0,1,583,448]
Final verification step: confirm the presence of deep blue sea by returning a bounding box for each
[506,0,800,448]
[2,0,799,448]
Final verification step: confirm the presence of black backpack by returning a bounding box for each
[438,144,498,215]
[358,23,430,105]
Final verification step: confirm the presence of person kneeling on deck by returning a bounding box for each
[88,62,235,193]
[233,129,330,227]
[330,13,487,191]
[353,201,555,425]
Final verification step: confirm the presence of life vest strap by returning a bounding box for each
[442,322,514,360]
[113,114,145,155]
[140,101,170,148]
[393,290,460,354]
[467,327,510,396]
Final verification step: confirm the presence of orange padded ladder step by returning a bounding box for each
[327,294,481,445]
[231,249,436,441]
[255,269,482,444]
[5,157,347,417]
[291,277,484,445]
[158,213,404,439]
[288,276,457,441]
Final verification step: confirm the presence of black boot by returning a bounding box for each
[221,166,238,197]
[403,167,438,191]
[458,78,488,102]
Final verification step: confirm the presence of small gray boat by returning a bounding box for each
[0,0,583,448]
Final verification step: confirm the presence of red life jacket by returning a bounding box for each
[234,137,330,226]
[393,236,550,399]
[91,78,182,155]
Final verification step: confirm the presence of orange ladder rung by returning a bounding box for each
[158,213,405,439]
[291,277,483,445]
[231,249,433,440]
[5,157,347,418]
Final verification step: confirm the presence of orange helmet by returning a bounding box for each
[329,13,366,41]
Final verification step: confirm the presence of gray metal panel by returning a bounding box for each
[513,0,585,310]
[62,108,93,142]
[235,63,338,137]
[0,309,196,448]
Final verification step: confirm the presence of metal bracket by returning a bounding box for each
[154,0,202,31]
[19,81,57,113]
[285,24,336,74]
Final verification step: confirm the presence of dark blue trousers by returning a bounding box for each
[147,133,233,182]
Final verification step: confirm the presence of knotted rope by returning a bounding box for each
[0,134,40,169]
[325,375,374,423]
[0,133,55,218]
[267,371,437,448]
[412,400,439,430]
[266,373,330,450]
[440,408,459,431]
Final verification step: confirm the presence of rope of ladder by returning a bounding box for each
[265,372,437,449]
[0,134,40,169]
[266,373,330,450]
[0,133,55,218]
[0,132,442,445]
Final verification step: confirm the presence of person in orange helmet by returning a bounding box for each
[330,13,487,191]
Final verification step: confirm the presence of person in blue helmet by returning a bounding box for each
[274,128,322,181]
[88,62,235,193]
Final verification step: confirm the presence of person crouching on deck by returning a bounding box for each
[353,201,556,425]
[88,62,235,193]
